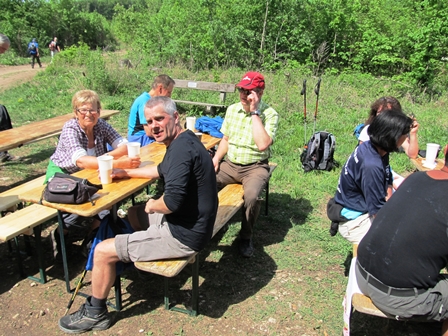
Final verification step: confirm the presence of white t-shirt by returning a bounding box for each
[358,125,370,142]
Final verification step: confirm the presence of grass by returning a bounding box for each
[0,49,447,335]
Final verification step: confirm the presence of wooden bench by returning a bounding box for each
[134,184,245,316]
[0,109,120,152]
[0,204,58,283]
[172,79,235,114]
[0,175,46,214]
[351,244,391,318]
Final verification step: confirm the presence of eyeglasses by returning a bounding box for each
[237,87,251,95]
[76,108,99,115]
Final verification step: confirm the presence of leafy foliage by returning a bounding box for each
[1,0,448,92]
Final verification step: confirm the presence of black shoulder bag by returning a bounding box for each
[41,172,102,205]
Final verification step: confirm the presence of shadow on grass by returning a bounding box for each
[350,311,442,336]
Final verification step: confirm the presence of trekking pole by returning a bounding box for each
[300,79,307,144]
[313,78,322,134]
[64,269,87,316]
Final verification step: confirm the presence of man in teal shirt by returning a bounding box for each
[212,72,279,257]
[128,75,175,146]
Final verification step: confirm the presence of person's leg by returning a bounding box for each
[115,213,195,263]
[58,239,117,333]
[239,162,270,238]
[37,55,42,67]
[31,55,35,68]
[338,214,372,244]
[215,159,240,190]
[91,239,121,300]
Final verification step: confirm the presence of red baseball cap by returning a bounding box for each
[236,72,265,90]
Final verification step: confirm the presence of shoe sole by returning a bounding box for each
[58,319,112,334]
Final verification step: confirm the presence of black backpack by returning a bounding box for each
[300,131,337,172]
[0,104,12,131]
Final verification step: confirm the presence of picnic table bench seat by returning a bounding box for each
[0,175,46,214]
[0,203,58,283]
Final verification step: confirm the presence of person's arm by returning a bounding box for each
[112,165,159,179]
[144,196,172,214]
[212,135,229,172]
[401,118,419,159]
[57,44,61,52]
[248,91,273,151]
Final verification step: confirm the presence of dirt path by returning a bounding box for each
[0,64,45,91]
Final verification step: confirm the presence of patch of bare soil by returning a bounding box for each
[0,64,44,92]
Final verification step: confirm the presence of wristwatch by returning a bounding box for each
[250,110,261,116]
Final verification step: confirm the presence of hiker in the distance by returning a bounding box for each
[49,37,61,61]
[0,33,10,54]
[28,38,42,69]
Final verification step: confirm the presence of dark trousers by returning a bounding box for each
[31,54,41,68]
[216,159,270,239]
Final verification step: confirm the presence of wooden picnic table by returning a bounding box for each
[410,157,444,171]
[19,133,221,295]
[0,110,120,152]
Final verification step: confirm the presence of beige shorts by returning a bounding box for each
[338,213,372,244]
[115,211,195,263]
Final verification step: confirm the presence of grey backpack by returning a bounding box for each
[300,131,337,172]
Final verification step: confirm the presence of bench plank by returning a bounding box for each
[0,203,57,241]
[134,184,244,277]
[0,175,46,213]
[352,293,390,318]
[173,80,235,93]
[0,110,120,152]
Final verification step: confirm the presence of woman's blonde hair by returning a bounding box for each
[71,90,102,111]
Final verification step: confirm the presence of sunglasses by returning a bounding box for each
[237,87,261,95]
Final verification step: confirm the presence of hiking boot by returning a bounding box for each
[59,297,112,333]
[239,238,254,258]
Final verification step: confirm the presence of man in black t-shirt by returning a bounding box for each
[59,97,218,334]
[356,145,448,335]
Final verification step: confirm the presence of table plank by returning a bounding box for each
[0,110,119,152]
[19,133,221,217]
[410,157,444,171]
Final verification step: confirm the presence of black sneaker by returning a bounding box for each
[239,238,254,258]
[59,298,112,333]
[0,152,21,163]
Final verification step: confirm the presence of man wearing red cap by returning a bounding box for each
[212,71,279,257]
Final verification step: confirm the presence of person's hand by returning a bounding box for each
[212,157,220,173]
[116,155,141,169]
[110,168,128,179]
[410,118,419,134]
[145,198,155,214]
[247,90,260,112]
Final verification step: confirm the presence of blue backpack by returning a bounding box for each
[28,42,37,55]
[353,123,365,140]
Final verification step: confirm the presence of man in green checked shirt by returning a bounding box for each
[212,71,279,258]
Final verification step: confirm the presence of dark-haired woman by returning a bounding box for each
[329,109,413,244]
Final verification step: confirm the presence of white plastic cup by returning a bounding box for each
[425,143,440,168]
[127,142,141,158]
[195,132,203,141]
[97,155,113,185]
[186,117,196,131]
